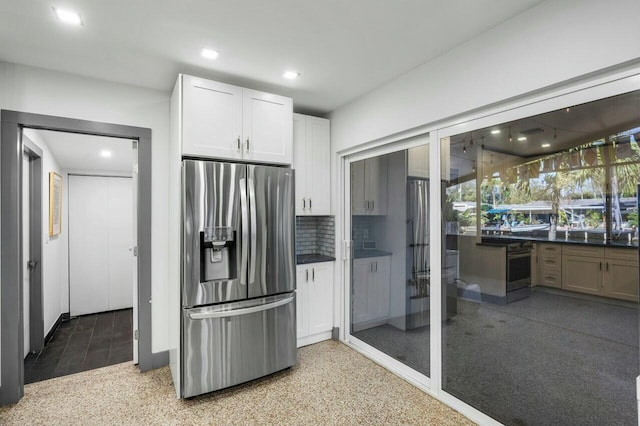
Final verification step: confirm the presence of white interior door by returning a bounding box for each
[22,153,30,358]
[69,175,133,316]
[107,178,134,310]
[131,143,139,364]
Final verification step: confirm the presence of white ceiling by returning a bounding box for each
[0,0,543,115]
[24,128,134,175]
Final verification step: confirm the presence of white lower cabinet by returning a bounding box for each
[352,256,391,332]
[297,262,334,347]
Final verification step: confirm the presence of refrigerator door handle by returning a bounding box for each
[239,178,249,284]
[187,295,294,320]
[248,177,258,284]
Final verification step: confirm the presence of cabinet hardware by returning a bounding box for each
[245,138,250,152]
[306,269,309,282]
[599,262,602,271]
[371,200,375,210]
[365,201,370,210]
[237,137,241,151]
[606,262,609,272]
[370,262,373,272]
[309,198,312,209]
[303,198,306,209]
[312,268,315,281]
[374,261,378,272]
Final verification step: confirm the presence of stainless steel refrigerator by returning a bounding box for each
[181,159,296,398]
[406,178,457,329]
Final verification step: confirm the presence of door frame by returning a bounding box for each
[22,136,44,355]
[0,110,154,406]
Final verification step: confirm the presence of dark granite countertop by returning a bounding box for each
[353,249,393,259]
[296,254,336,265]
[478,235,638,249]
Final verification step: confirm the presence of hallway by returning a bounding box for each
[24,309,133,383]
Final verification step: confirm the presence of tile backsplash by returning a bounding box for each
[352,215,385,250]
[296,216,335,257]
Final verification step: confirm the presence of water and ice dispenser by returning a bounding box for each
[200,226,236,282]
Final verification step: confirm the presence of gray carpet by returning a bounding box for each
[354,290,639,426]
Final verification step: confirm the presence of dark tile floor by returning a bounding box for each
[24,309,133,384]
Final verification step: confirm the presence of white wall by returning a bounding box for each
[1,61,171,353]
[22,131,66,338]
[328,0,640,152]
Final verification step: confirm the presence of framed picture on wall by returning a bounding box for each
[49,172,62,236]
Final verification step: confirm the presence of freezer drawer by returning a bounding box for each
[181,293,297,398]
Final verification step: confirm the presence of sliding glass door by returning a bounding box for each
[439,89,640,425]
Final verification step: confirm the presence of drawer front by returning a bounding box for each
[563,245,604,258]
[538,244,561,255]
[605,248,639,263]
[540,254,561,270]
[182,294,296,398]
[539,271,561,288]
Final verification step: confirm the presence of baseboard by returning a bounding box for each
[151,350,169,369]
[297,331,332,348]
[45,312,70,345]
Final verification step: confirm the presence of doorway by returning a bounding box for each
[20,129,139,384]
[0,110,153,406]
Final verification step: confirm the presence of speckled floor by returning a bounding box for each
[0,340,473,425]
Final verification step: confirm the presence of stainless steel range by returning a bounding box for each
[482,238,533,303]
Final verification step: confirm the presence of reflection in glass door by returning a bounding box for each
[349,143,444,378]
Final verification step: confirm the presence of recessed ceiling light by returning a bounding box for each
[53,8,82,26]
[201,48,219,60]
[283,71,300,80]
[541,143,551,148]
[517,136,527,142]
[100,150,112,158]
[491,129,501,134]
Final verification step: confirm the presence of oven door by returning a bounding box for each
[507,251,532,292]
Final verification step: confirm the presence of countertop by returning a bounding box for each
[476,235,638,249]
[353,249,393,259]
[296,254,336,265]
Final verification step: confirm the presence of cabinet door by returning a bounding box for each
[293,114,307,215]
[307,117,331,215]
[562,255,604,296]
[352,259,370,325]
[407,144,429,178]
[182,75,243,160]
[296,266,309,339]
[365,157,388,215]
[242,89,293,164]
[308,263,334,335]
[370,257,390,320]
[605,259,639,302]
[351,160,367,215]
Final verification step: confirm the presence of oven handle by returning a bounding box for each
[508,252,532,259]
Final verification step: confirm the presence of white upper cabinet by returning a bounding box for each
[182,76,243,160]
[178,74,292,164]
[242,89,293,164]
[407,138,450,180]
[293,115,307,215]
[351,156,387,215]
[292,113,330,215]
